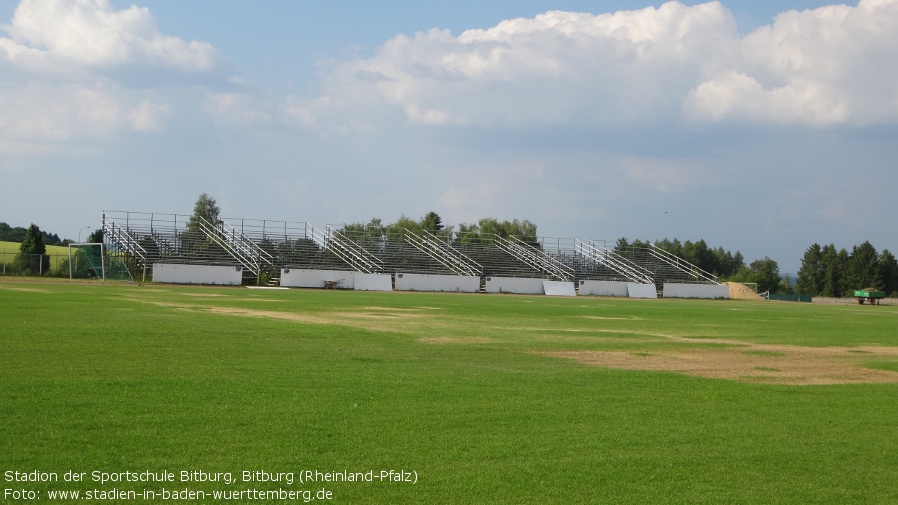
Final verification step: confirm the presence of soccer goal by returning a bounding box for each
[68,243,134,282]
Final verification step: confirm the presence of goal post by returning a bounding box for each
[68,243,105,280]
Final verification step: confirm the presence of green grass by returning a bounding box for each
[863,361,898,373]
[2,278,898,503]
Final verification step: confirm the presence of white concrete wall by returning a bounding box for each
[543,281,577,296]
[354,273,393,291]
[484,276,546,294]
[395,273,480,293]
[663,283,729,299]
[280,269,354,289]
[627,283,658,299]
[153,263,243,285]
[579,280,629,297]
[280,269,393,291]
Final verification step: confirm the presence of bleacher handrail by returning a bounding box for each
[576,239,654,284]
[646,242,718,284]
[403,230,482,277]
[102,214,147,261]
[325,225,384,274]
[493,235,574,281]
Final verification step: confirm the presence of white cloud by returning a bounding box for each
[204,92,272,126]
[3,0,219,71]
[688,0,898,124]
[317,0,898,130]
[316,2,737,127]
[0,0,226,151]
[0,81,181,149]
[128,99,171,132]
[320,2,739,128]
[0,82,118,142]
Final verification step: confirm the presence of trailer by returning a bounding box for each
[854,290,885,305]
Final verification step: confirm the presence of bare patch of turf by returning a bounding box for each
[542,344,898,385]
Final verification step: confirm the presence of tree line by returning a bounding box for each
[0,222,70,246]
[796,242,898,297]
[339,213,540,247]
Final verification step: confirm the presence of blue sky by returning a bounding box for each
[2,0,896,273]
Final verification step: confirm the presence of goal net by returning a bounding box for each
[68,243,134,282]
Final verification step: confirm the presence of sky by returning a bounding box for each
[2,0,897,274]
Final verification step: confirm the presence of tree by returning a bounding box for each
[681,239,715,274]
[731,251,745,277]
[778,275,795,295]
[0,222,27,242]
[422,211,444,233]
[456,223,480,246]
[879,249,898,296]
[796,243,824,295]
[187,193,221,231]
[819,244,848,297]
[747,257,781,294]
[478,217,504,241]
[182,193,223,259]
[385,215,420,241]
[87,228,104,244]
[848,241,881,291]
[17,223,49,275]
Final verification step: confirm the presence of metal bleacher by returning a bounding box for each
[101,210,718,289]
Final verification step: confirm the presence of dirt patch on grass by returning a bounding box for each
[0,284,51,293]
[125,296,441,333]
[543,344,898,385]
[420,336,500,345]
[202,305,431,327]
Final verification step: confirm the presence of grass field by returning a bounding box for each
[2,278,898,503]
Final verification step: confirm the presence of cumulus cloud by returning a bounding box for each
[686,0,898,125]
[0,82,117,142]
[0,81,180,148]
[128,99,172,132]
[0,0,223,151]
[2,0,219,71]
[323,2,737,128]
[318,0,898,129]
[203,92,273,126]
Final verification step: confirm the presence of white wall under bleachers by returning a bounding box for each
[395,273,480,293]
[280,268,354,289]
[153,263,243,285]
[279,269,393,291]
[663,283,729,299]
[627,283,658,299]
[484,276,546,295]
[579,280,629,297]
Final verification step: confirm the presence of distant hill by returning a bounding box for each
[0,222,69,246]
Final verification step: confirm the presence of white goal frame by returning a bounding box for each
[68,242,105,281]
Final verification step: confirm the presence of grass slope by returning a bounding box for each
[2,279,897,504]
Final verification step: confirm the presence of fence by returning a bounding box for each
[1,251,98,278]
[766,293,813,303]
